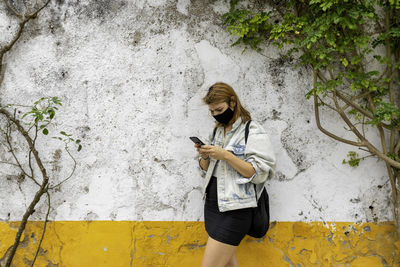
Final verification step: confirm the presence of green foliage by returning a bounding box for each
[223,0,399,82]
[223,0,400,167]
[222,1,272,52]
[371,102,400,128]
[3,97,82,152]
[53,132,82,152]
[21,96,62,135]
[342,151,362,167]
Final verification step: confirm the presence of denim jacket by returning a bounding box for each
[198,118,276,212]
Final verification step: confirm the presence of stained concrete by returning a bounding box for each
[0,0,391,223]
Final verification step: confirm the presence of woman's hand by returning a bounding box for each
[195,143,209,160]
[198,145,229,161]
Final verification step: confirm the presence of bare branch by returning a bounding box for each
[386,163,398,213]
[0,161,19,167]
[5,122,36,182]
[0,109,50,267]
[327,66,335,80]
[28,124,39,178]
[312,70,363,147]
[30,190,50,267]
[317,95,338,112]
[49,144,77,190]
[314,72,396,130]
[3,0,22,20]
[317,70,328,82]
[336,90,374,118]
[26,0,51,19]
[332,90,400,168]
[343,91,371,108]
[362,114,366,138]
[395,137,400,155]
[0,0,51,79]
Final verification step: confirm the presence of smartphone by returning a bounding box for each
[190,136,205,146]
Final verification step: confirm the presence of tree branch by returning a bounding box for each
[332,90,400,168]
[0,109,49,267]
[30,190,50,267]
[5,121,36,182]
[3,0,22,20]
[28,124,39,178]
[312,70,363,147]
[317,95,339,112]
[335,90,374,118]
[0,0,51,88]
[0,161,19,167]
[49,144,77,190]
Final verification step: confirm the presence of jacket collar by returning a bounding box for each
[216,117,243,136]
[218,117,242,134]
[231,117,243,132]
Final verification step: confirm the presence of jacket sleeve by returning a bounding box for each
[196,128,215,178]
[237,121,276,184]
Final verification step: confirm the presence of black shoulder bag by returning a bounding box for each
[212,121,270,238]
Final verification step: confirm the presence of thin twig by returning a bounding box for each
[317,95,338,112]
[395,137,400,155]
[3,0,22,20]
[362,114,366,138]
[5,121,35,182]
[327,67,335,80]
[49,144,77,190]
[30,189,50,267]
[28,124,39,178]
[312,70,363,147]
[1,109,50,267]
[336,90,374,118]
[1,1,53,266]
[0,161,19,167]
[332,89,400,168]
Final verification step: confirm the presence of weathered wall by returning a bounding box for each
[0,0,398,266]
[1,221,399,266]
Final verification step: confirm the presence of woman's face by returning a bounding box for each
[208,102,229,116]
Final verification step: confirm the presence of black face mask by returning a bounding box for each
[213,107,234,124]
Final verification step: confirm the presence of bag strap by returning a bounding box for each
[244,121,259,202]
[244,121,261,203]
[245,120,251,144]
[212,127,217,142]
[212,120,258,202]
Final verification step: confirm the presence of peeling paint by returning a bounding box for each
[2,221,399,266]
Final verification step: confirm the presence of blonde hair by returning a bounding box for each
[202,82,251,127]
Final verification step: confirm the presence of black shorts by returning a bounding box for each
[204,176,253,246]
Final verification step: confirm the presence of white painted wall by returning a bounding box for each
[0,0,391,223]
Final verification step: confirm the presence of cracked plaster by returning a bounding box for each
[0,0,392,224]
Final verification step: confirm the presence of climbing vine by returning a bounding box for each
[222,0,400,236]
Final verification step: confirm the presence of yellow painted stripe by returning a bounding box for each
[0,221,399,266]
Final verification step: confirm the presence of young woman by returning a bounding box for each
[195,82,276,267]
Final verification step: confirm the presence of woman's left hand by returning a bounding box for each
[199,145,229,161]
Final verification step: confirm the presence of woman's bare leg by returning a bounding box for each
[225,252,238,267]
[201,237,237,267]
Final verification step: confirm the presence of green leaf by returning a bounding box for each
[340,58,349,67]
[78,145,82,152]
[43,128,49,135]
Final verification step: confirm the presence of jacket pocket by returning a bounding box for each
[232,144,245,159]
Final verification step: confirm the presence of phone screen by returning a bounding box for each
[190,136,205,146]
